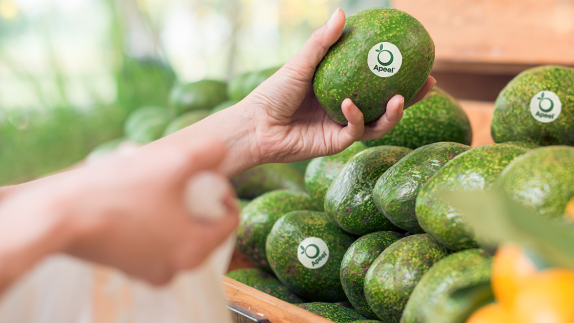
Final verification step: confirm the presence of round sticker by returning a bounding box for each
[367,42,403,78]
[530,91,562,123]
[297,237,329,269]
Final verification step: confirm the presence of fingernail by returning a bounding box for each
[327,8,340,28]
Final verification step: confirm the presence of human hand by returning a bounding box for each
[244,8,436,164]
[0,139,239,288]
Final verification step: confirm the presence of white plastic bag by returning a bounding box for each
[0,234,235,323]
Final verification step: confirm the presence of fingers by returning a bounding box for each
[281,8,346,80]
[358,95,405,141]
[337,98,365,147]
[405,76,436,109]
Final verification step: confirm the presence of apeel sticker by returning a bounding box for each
[297,237,329,269]
[367,42,402,78]
[530,91,562,123]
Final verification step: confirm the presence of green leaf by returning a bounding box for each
[441,188,574,270]
[379,44,383,50]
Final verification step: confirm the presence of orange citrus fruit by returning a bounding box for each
[510,268,574,323]
[492,244,538,308]
[466,303,514,323]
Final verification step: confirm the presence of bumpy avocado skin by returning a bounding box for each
[415,143,529,251]
[325,146,412,235]
[231,164,306,199]
[374,142,471,233]
[364,234,450,323]
[313,8,434,125]
[505,141,540,150]
[341,231,404,319]
[431,258,493,322]
[491,65,574,146]
[363,88,472,149]
[495,146,574,218]
[298,303,367,323]
[305,142,368,210]
[253,284,304,304]
[401,249,492,323]
[236,190,318,272]
[169,80,227,114]
[266,211,356,302]
[226,268,281,287]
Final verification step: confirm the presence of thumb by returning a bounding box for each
[281,8,346,80]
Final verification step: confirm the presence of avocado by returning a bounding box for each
[305,142,368,210]
[124,106,174,143]
[209,100,237,115]
[162,110,210,136]
[287,160,312,175]
[228,67,280,101]
[324,146,412,235]
[236,190,318,272]
[313,8,434,125]
[364,234,450,323]
[505,141,540,150]
[495,146,574,218]
[231,163,306,199]
[169,80,227,114]
[491,65,574,146]
[363,87,472,149]
[341,231,403,319]
[226,268,281,287]
[237,199,251,210]
[401,249,492,323]
[373,142,471,233]
[266,211,356,302]
[429,258,493,323]
[252,284,304,304]
[297,303,367,323]
[415,143,529,251]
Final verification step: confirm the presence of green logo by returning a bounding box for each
[300,244,320,259]
[538,92,554,113]
[375,44,394,66]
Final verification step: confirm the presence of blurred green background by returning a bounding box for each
[0,0,389,185]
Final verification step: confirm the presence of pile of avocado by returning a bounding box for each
[230,8,574,323]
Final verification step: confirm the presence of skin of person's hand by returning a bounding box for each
[0,139,239,290]
[241,8,436,164]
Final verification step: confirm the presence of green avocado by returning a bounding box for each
[341,231,403,319]
[209,100,237,115]
[169,80,227,114]
[415,143,529,251]
[287,160,312,175]
[495,146,574,218]
[297,303,367,323]
[401,249,492,323]
[427,258,493,323]
[363,87,472,149]
[373,142,471,233]
[124,106,174,144]
[252,284,304,304]
[505,141,540,150]
[491,65,574,146]
[364,234,450,323]
[305,142,368,210]
[226,268,281,287]
[231,164,306,199]
[162,110,210,136]
[236,190,318,272]
[228,67,280,101]
[324,146,412,235]
[266,211,356,302]
[313,8,434,125]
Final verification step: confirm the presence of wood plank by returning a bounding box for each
[394,0,574,66]
[459,100,495,147]
[224,276,332,323]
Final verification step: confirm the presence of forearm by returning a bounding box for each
[0,186,78,293]
[148,100,261,178]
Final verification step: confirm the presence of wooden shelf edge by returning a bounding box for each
[223,276,333,323]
